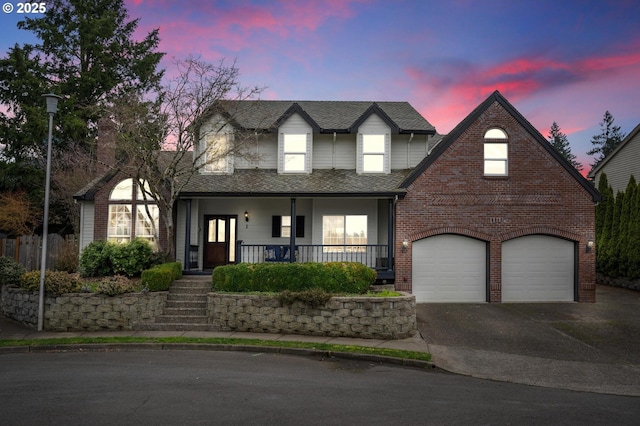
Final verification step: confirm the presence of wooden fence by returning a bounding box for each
[0,235,78,271]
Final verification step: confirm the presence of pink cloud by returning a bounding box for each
[406,41,640,133]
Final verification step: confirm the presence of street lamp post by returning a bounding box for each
[37,93,62,332]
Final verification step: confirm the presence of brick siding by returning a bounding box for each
[395,101,597,302]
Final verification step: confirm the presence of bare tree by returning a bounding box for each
[110,56,264,259]
[0,191,40,236]
[50,143,96,234]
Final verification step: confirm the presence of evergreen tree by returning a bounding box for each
[595,174,614,273]
[626,177,640,280]
[607,191,625,277]
[0,0,164,162]
[587,111,626,170]
[547,121,583,172]
[617,177,636,277]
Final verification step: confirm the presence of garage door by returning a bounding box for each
[412,235,487,303]
[502,235,575,302]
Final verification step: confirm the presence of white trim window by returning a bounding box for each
[358,134,390,174]
[107,178,159,247]
[282,134,310,173]
[322,215,367,252]
[203,133,233,174]
[483,128,508,176]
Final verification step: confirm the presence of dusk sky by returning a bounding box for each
[2,0,639,171]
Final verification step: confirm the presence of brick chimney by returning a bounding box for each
[96,118,116,174]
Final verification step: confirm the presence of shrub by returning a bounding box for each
[141,262,182,292]
[78,240,114,277]
[212,262,376,294]
[0,257,26,287]
[79,239,159,277]
[20,270,83,294]
[110,238,156,277]
[96,275,138,296]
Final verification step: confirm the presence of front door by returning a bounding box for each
[203,215,237,269]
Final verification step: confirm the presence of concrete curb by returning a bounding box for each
[0,341,435,370]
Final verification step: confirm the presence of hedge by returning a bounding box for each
[212,262,377,294]
[141,262,183,291]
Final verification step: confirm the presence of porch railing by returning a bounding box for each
[237,243,391,270]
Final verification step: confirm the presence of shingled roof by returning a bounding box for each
[180,168,411,198]
[213,100,435,134]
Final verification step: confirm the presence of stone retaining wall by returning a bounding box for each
[208,293,416,339]
[597,273,640,291]
[1,285,167,331]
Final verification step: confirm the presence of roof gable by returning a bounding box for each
[400,90,601,202]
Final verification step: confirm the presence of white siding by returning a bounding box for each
[391,133,430,169]
[194,198,313,248]
[334,136,357,169]
[595,131,640,194]
[78,202,95,253]
[312,134,334,169]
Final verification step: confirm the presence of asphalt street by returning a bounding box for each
[1,350,639,425]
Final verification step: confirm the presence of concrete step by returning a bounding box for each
[168,286,210,295]
[166,294,208,303]
[162,307,207,316]
[134,323,219,332]
[165,300,207,309]
[154,315,209,325]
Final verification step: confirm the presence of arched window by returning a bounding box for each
[107,178,159,247]
[483,128,508,176]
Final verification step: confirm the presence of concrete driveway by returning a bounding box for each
[416,284,640,396]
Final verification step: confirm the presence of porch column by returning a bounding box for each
[290,198,296,263]
[183,199,192,271]
[387,198,394,271]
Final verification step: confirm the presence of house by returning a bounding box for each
[75,101,438,282]
[588,122,640,193]
[395,91,600,302]
[74,91,600,302]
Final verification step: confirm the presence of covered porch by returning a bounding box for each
[176,196,396,282]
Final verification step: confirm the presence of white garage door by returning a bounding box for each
[502,235,575,302]
[412,235,486,303]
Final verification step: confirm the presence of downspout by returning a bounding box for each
[183,199,192,272]
[387,198,394,274]
[407,132,414,168]
[332,132,337,168]
[290,198,296,263]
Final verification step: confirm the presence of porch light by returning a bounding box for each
[402,238,409,252]
[244,211,249,222]
[586,239,594,253]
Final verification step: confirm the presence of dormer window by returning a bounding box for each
[483,128,508,176]
[358,133,390,174]
[280,133,311,173]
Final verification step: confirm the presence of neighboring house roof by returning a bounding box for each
[180,168,411,198]
[213,100,436,134]
[74,169,119,201]
[400,90,602,202]
[587,121,640,179]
